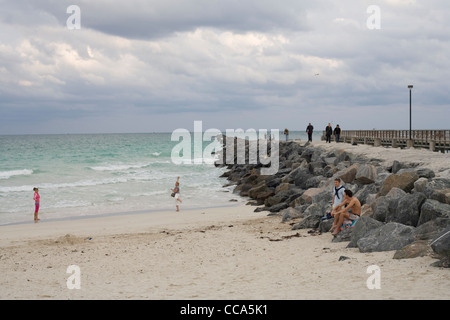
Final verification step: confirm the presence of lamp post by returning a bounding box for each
[408,85,413,140]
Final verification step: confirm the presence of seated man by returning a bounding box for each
[329,189,361,235]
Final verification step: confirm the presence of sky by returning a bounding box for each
[0,0,449,134]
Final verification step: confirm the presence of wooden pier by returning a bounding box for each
[321,130,450,153]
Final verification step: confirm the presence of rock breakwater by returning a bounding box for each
[215,139,450,267]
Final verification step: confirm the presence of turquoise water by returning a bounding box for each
[0,133,241,225]
[0,131,317,225]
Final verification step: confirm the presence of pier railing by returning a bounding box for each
[321,130,450,152]
[340,130,449,142]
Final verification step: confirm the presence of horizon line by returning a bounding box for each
[1,128,449,136]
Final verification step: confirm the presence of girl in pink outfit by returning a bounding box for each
[33,187,40,223]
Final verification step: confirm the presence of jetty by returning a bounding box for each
[321,130,450,153]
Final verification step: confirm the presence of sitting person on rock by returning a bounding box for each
[331,178,345,217]
[329,190,361,235]
[321,178,345,222]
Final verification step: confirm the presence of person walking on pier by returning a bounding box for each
[334,124,341,143]
[306,123,314,142]
[325,123,333,143]
[284,128,289,141]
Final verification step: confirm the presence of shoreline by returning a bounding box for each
[0,202,244,228]
[1,141,449,300]
[0,204,259,246]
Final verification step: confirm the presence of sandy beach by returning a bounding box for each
[1,141,449,300]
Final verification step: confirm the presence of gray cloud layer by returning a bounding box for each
[0,0,449,134]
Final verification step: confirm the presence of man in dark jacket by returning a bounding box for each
[306,123,314,142]
[325,123,333,143]
[333,124,341,143]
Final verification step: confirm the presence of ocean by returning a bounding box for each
[0,131,314,225]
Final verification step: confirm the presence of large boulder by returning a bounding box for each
[347,216,384,248]
[429,188,450,205]
[300,187,329,205]
[355,164,377,185]
[431,226,450,257]
[397,168,436,179]
[393,240,433,259]
[391,160,403,174]
[292,202,327,230]
[371,196,390,223]
[414,218,450,240]
[266,177,282,189]
[357,222,415,253]
[301,202,327,218]
[248,182,270,199]
[299,147,315,162]
[274,182,291,194]
[324,157,337,166]
[371,188,406,222]
[292,215,321,230]
[281,207,302,222]
[255,191,275,204]
[377,171,419,197]
[285,167,314,189]
[338,163,359,183]
[332,227,354,243]
[415,168,436,179]
[333,150,351,165]
[423,178,450,200]
[417,199,450,226]
[354,183,378,206]
[310,161,326,176]
[304,176,324,189]
[387,192,426,227]
[264,189,291,207]
[318,218,334,233]
[413,177,428,193]
[267,202,289,213]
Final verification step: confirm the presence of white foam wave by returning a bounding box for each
[173,157,218,165]
[90,163,149,172]
[0,177,129,193]
[0,169,33,180]
[53,200,91,208]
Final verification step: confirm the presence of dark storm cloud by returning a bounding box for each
[0,0,449,134]
[1,0,309,38]
[84,0,309,39]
